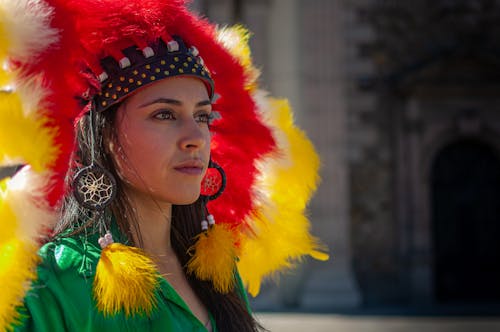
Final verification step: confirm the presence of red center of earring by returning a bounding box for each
[201,167,223,196]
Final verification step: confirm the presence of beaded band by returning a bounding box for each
[94,36,214,112]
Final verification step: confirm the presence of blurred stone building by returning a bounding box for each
[193,0,500,310]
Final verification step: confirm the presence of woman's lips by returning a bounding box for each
[174,159,204,175]
[174,166,203,175]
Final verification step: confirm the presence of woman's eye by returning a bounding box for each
[195,113,214,124]
[153,110,175,120]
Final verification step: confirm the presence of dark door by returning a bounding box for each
[432,139,500,303]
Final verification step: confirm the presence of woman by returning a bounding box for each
[17,77,258,331]
[0,0,327,331]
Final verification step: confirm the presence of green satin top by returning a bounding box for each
[13,226,250,332]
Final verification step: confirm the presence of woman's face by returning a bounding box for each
[111,76,212,205]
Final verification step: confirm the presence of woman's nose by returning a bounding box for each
[178,119,207,151]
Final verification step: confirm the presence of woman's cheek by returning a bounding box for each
[108,141,135,186]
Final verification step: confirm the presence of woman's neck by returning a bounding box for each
[125,188,173,256]
[123,189,210,327]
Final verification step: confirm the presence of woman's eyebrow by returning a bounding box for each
[139,98,212,108]
[196,100,212,107]
[139,98,180,108]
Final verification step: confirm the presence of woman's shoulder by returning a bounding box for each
[14,234,100,331]
[36,232,101,279]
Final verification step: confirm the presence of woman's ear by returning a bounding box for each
[103,127,113,155]
[101,101,124,156]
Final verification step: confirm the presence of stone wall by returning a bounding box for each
[341,0,403,305]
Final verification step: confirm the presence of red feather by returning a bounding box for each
[15,0,85,206]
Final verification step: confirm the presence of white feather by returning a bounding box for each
[0,0,59,61]
[216,26,239,50]
[6,166,57,242]
[253,90,291,162]
[15,75,49,117]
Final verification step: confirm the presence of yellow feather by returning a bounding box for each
[0,70,9,88]
[0,181,17,243]
[0,3,58,329]
[187,224,237,293]
[262,98,321,207]
[0,238,38,330]
[94,243,160,317]
[0,7,7,60]
[0,185,40,330]
[0,17,11,88]
[218,26,328,296]
[238,97,329,297]
[0,93,58,171]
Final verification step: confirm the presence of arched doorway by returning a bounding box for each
[431,139,500,303]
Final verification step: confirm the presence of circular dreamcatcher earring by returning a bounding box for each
[199,159,226,231]
[72,105,117,245]
[201,159,226,201]
[73,164,116,211]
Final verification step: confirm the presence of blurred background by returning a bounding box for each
[191,0,500,330]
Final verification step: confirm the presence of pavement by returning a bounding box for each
[255,313,500,332]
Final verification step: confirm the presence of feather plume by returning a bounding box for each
[0,181,18,244]
[216,27,327,296]
[0,0,58,62]
[63,0,187,54]
[0,70,8,87]
[94,243,160,316]
[0,181,42,330]
[205,25,274,229]
[15,77,50,118]
[0,4,58,329]
[16,0,84,205]
[7,167,57,241]
[0,170,56,330]
[217,26,260,91]
[238,96,328,296]
[0,10,6,60]
[0,92,58,172]
[187,224,237,293]
[0,238,39,331]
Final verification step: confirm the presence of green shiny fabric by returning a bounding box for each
[13,226,250,332]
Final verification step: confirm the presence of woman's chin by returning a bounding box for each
[170,192,201,205]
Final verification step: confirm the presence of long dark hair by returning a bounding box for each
[56,105,265,332]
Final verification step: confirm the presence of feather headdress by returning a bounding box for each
[0,0,59,328]
[0,0,327,325]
